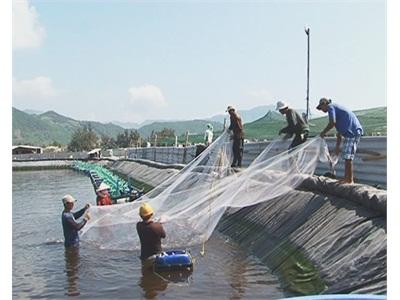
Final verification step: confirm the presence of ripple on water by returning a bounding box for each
[13,170,285,299]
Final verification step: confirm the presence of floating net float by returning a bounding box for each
[72,161,143,203]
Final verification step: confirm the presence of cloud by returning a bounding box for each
[128,84,167,111]
[13,0,46,49]
[13,76,58,98]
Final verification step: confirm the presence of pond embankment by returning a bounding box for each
[12,160,74,171]
[107,159,387,295]
[13,158,386,295]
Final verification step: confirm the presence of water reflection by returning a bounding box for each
[13,170,285,299]
[139,259,194,299]
[139,264,168,299]
[64,247,80,296]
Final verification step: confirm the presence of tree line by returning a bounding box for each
[67,125,177,151]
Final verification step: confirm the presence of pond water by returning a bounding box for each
[13,169,285,299]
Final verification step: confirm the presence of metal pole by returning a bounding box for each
[185,131,189,147]
[305,27,310,121]
[154,134,157,161]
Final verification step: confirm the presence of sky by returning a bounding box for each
[3,1,400,297]
[12,0,386,124]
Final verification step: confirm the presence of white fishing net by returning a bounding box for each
[81,130,332,251]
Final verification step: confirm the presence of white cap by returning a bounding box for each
[62,194,76,204]
[96,182,110,192]
[276,101,289,111]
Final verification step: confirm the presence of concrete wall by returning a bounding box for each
[12,136,387,186]
[120,137,387,187]
[12,160,74,170]
[12,151,88,161]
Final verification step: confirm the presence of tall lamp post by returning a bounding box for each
[305,26,310,122]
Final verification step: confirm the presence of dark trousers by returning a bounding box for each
[232,137,244,167]
[289,132,308,150]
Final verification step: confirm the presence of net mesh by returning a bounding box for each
[81,131,331,250]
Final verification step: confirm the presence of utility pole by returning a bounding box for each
[154,134,157,161]
[184,131,189,147]
[305,26,310,122]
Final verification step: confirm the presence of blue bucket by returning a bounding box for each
[154,250,193,271]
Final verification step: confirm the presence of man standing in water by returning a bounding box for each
[276,101,309,149]
[227,106,244,168]
[136,203,166,265]
[61,194,91,248]
[96,183,113,206]
[317,98,363,184]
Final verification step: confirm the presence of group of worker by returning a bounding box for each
[224,97,363,185]
[62,97,363,265]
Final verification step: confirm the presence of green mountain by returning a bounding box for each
[208,105,276,123]
[12,106,386,147]
[138,120,224,138]
[244,107,387,140]
[12,107,126,146]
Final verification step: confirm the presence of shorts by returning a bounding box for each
[342,135,361,160]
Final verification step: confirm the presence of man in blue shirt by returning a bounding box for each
[317,98,363,184]
[61,194,91,248]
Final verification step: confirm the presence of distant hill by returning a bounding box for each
[112,118,187,129]
[12,106,386,146]
[244,110,286,140]
[12,107,126,146]
[111,120,141,129]
[138,119,224,138]
[12,107,224,145]
[23,109,44,115]
[207,105,277,124]
[112,106,278,129]
[244,107,387,140]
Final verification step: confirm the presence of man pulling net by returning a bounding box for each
[80,128,332,252]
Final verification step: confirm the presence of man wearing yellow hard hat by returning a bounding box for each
[136,202,166,263]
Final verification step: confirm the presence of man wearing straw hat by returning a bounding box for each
[276,100,309,150]
[61,194,91,248]
[136,202,166,263]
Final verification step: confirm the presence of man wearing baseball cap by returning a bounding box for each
[317,97,363,184]
[61,194,91,248]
